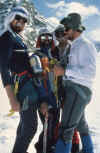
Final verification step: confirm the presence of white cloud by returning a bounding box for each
[46,1,100,19]
[67,2,99,18]
[46,1,65,9]
[89,29,100,41]
[47,17,59,25]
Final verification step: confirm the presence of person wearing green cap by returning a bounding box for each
[53,13,97,153]
[52,24,80,153]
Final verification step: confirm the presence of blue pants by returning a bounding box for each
[55,80,94,153]
[60,80,92,142]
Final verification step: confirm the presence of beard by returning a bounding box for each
[40,41,52,48]
[10,23,23,33]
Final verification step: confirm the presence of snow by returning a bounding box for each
[0,53,100,153]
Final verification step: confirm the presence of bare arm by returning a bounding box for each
[5,85,20,112]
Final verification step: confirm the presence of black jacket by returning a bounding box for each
[0,31,32,86]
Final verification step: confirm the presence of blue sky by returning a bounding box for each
[33,0,100,41]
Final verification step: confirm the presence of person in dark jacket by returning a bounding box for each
[0,6,40,153]
[35,28,60,153]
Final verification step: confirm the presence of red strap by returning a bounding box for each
[72,129,80,144]
[13,70,32,78]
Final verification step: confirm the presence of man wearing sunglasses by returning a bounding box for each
[36,28,55,58]
[52,24,80,153]
[35,28,60,153]
[0,6,40,153]
[53,13,97,153]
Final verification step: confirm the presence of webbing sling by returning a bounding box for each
[7,71,32,117]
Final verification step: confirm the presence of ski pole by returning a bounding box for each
[43,114,48,153]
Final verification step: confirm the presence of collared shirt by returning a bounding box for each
[63,35,97,89]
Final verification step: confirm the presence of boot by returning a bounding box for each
[81,134,94,153]
[55,138,72,153]
[71,143,80,153]
[71,130,80,153]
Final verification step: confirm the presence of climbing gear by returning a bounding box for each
[28,53,43,74]
[43,116,48,153]
[7,71,33,116]
[7,74,20,117]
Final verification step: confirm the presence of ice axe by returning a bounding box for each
[43,114,48,153]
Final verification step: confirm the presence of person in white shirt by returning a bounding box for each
[53,13,97,153]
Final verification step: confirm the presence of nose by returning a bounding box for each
[45,36,49,40]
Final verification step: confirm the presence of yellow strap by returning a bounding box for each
[7,78,19,117]
[7,75,20,117]
[7,109,15,117]
[14,81,19,95]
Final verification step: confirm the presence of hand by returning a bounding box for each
[53,65,65,76]
[10,100,20,112]
[40,102,48,117]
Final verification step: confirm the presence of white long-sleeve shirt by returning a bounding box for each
[63,35,97,89]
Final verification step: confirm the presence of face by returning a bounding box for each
[55,29,69,44]
[10,15,27,33]
[40,34,53,47]
[64,25,76,41]
[55,30,64,42]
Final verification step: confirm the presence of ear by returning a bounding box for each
[36,36,41,48]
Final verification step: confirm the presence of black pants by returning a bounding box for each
[12,106,38,153]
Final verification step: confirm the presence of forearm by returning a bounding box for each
[5,85,20,112]
[5,85,17,106]
[1,65,13,87]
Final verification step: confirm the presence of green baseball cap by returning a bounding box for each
[60,13,85,32]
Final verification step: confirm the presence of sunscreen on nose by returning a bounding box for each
[16,22,22,27]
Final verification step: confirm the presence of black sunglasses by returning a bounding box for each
[40,34,53,41]
[55,31,65,38]
[15,15,27,23]
[65,26,71,32]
